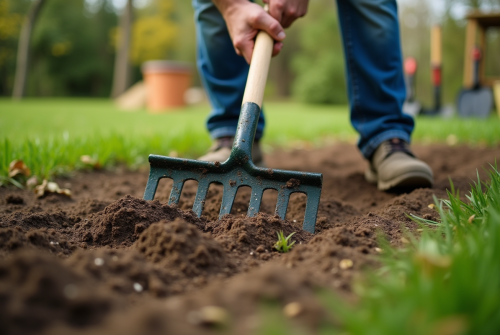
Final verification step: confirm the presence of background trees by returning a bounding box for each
[1,0,499,104]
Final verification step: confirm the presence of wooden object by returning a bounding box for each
[431,26,442,66]
[463,12,500,88]
[242,31,274,108]
[494,81,500,117]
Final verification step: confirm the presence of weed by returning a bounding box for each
[274,231,296,253]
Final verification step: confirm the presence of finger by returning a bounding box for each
[282,6,306,28]
[240,40,254,64]
[252,11,286,42]
[272,42,283,57]
[268,1,283,23]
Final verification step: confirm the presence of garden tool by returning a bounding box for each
[143,27,323,233]
[421,26,453,117]
[457,47,493,118]
[402,57,422,117]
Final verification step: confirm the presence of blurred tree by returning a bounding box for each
[29,0,117,96]
[290,2,347,104]
[0,0,28,95]
[128,0,177,65]
[111,0,133,98]
[12,0,46,99]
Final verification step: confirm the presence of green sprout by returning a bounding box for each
[274,231,296,253]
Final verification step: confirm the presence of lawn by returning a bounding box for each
[2,98,500,334]
[1,98,499,181]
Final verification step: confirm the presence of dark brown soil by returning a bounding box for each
[0,143,499,335]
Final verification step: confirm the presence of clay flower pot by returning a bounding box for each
[142,60,192,112]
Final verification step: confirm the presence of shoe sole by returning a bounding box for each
[377,171,433,191]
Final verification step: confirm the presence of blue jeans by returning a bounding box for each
[193,0,414,159]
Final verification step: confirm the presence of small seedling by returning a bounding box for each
[274,231,296,253]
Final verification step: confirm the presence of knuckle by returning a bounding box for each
[274,1,284,10]
[233,38,244,49]
[249,12,263,25]
[268,21,280,32]
[287,8,297,17]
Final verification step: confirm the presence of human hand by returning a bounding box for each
[263,0,309,28]
[215,0,286,63]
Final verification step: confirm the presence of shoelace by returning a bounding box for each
[383,138,414,158]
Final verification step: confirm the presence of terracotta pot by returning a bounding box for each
[142,60,192,112]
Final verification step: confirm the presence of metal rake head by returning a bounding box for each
[143,103,323,234]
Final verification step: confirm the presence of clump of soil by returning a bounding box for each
[379,188,442,224]
[206,213,312,265]
[0,227,76,258]
[288,195,361,233]
[134,218,234,277]
[1,208,74,230]
[66,248,172,297]
[5,194,24,205]
[0,251,114,335]
[73,195,207,247]
[68,199,111,216]
[281,226,379,290]
[160,263,327,334]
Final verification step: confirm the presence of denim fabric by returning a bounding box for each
[193,0,413,158]
[193,0,265,140]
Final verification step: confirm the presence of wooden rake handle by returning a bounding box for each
[242,8,274,108]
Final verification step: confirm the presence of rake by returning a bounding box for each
[143,28,323,234]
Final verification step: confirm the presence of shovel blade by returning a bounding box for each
[457,88,493,118]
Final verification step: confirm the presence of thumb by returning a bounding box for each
[253,11,286,42]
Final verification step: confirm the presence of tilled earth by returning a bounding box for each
[1,142,499,334]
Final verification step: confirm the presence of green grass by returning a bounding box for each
[1,98,499,183]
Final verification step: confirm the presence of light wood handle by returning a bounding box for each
[431,25,442,66]
[241,31,274,108]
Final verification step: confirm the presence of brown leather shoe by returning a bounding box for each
[198,136,265,167]
[365,138,433,191]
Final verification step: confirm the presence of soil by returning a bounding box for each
[1,142,499,335]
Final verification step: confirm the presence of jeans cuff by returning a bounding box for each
[360,130,411,159]
[210,126,263,141]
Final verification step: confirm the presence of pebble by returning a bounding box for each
[339,259,353,269]
[63,284,78,299]
[283,302,302,318]
[133,283,143,292]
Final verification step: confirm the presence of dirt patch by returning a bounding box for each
[206,213,312,269]
[73,195,207,248]
[0,143,499,334]
[135,218,235,279]
[0,227,76,258]
[0,251,114,335]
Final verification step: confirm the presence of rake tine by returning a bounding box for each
[219,184,238,218]
[192,179,210,217]
[302,188,321,234]
[143,176,160,201]
[168,179,185,206]
[275,189,290,220]
[247,187,263,217]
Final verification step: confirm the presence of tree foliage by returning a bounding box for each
[291,8,347,104]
